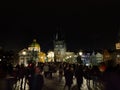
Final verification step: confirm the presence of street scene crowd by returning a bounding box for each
[1,61,120,90]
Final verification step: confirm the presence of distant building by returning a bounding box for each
[95,52,103,64]
[115,28,120,65]
[54,33,67,62]
[18,39,46,66]
[81,52,91,66]
[65,52,76,63]
[28,39,41,52]
[28,39,40,63]
[115,43,120,65]
[47,51,54,62]
[103,49,111,61]
[81,51,103,66]
[90,51,97,66]
[18,49,29,66]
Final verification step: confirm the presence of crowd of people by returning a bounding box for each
[1,61,120,90]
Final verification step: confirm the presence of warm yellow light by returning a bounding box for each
[22,51,26,55]
[79,51,83,56]
[116,43,120,49]
[47,51,54,58]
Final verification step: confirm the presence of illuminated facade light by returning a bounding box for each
[116,43,120,50]
[22,51,26,55]
[19,49,28,66]
[79,51,83,56]
[47,51,54,62]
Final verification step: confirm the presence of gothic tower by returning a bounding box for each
[53,32,66,62]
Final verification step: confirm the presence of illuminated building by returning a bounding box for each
[65,52,76,63]
[115,43,120,64]
[28,39,40,64]
[19,39,46,66]
[115,29,120,65]
[103,49,111,61]
[95,52,103,64]
[80,52,91,66]
[90,51,97,66]
[28,39,40,52]
[47,51,54,62]
[18,49,29,66]
[39,52,46,63]
[54,33,66,62]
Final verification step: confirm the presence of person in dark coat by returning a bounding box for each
[64,65,74,90]
[32,66,44,90]
[83,66,91,86]
[75,65,84,90]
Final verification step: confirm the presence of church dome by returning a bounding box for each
[28,39,41,52]
[29,39,40,48]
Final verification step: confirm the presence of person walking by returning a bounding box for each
[32,66,44,90]
[75,65,84,90]
[64,65,74,90]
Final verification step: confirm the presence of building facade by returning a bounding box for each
[19,39,46,66]
[54,33,67,62]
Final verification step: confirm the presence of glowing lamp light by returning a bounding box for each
[117,55,120,58]
[116,43,120,50]
[22,51,26,55]
[79,51,83,56]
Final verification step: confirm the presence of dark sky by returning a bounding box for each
[0,1,120,52]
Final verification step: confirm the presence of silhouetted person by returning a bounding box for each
[83,66,91,86]
[58,64,64,82]
[75,65,84,90]
[64,65,74,90]
[32,67,44,90]
[19,64,26,90]
[91,66,100,87]
[28,64,35,90]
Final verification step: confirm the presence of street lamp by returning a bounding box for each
[79,51,83,56]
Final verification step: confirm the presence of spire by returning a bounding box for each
[55,25,65,41]
[56,33,58,40]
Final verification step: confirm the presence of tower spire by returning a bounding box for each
[56,33,58,40]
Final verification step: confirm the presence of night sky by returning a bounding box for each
[0,1,120,52]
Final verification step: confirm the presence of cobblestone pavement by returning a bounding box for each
[14,72,104,90]
[43,75,104,90]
